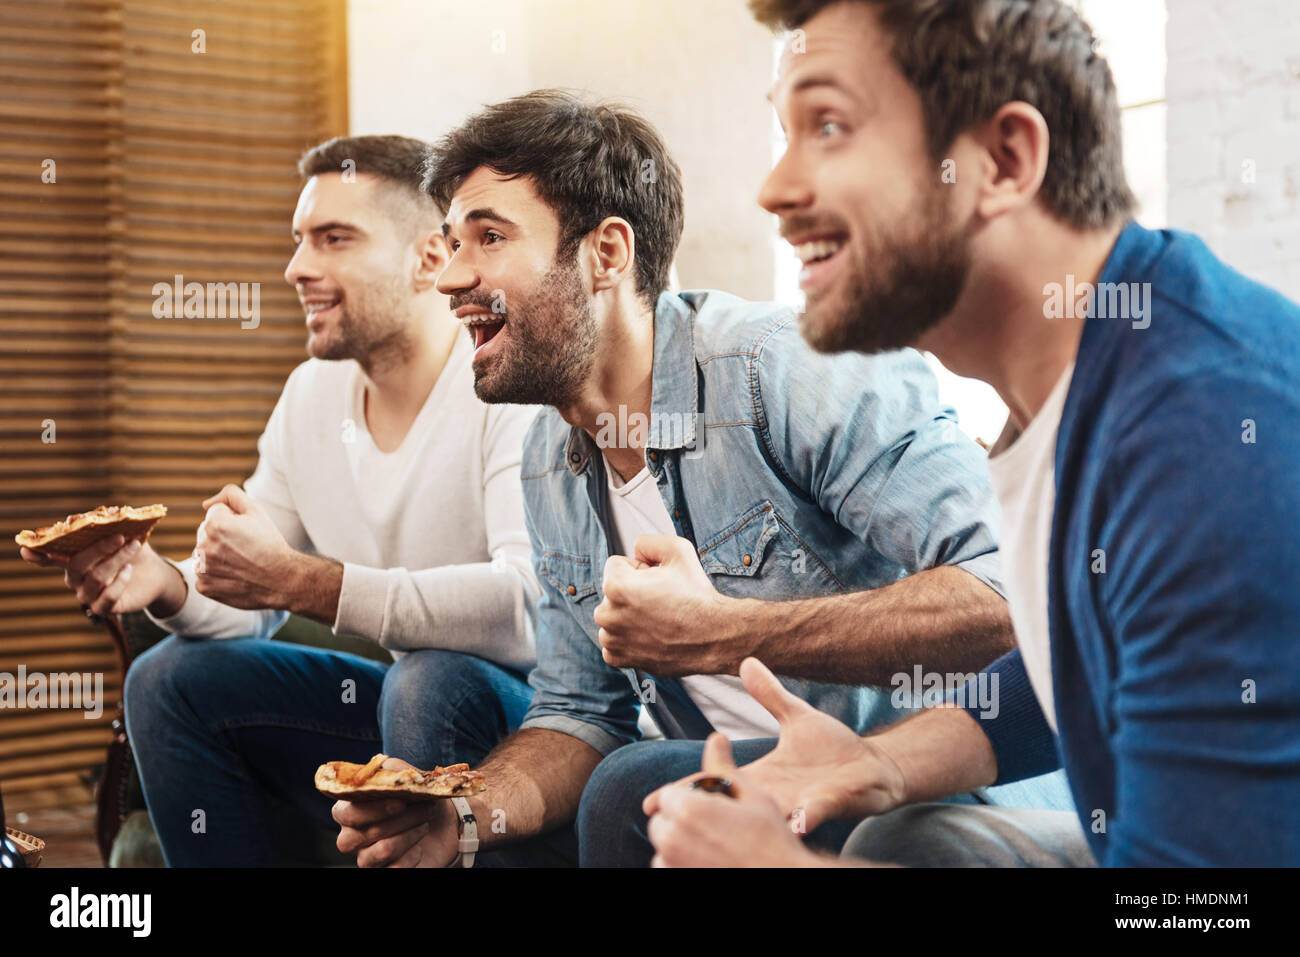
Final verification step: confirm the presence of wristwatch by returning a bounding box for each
[449,797,478,868]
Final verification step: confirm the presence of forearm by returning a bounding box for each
[465,728,603,849]
[281,552,343,625]
[729,565,1014,684]
[335,555,538,669]
[867,704,998,807]
[147,554,287,640]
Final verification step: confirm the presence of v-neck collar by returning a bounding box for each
[348,332,470,458]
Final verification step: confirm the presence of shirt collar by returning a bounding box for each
[563,290,700,475]
[1097,220,1160,289]
[646,291,700,451]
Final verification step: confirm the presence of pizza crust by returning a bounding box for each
[15,504,168,557]
[315,754,486,802]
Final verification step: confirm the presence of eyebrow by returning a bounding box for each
[293,221,361,240]
[441,207,518,237]
[768,71,858,104]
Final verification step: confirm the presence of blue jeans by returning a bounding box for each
[577,739,1075,867]
[577,740,861,866]
[123,636,560,866]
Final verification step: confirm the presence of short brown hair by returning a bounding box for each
[422,90,685,306]
[298,135,437,234]
[751,0,1136,228]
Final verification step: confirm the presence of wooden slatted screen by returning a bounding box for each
[0,0,347,793]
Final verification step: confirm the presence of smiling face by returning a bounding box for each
[284,172,424,362]
[759,2,974,354]
[436,166,598,406]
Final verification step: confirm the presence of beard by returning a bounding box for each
[797,182,973,355]
[461,252,599,407]
[308,274,412,366]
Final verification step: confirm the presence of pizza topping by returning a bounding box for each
[338,753,388,787]
[316,755,486,800]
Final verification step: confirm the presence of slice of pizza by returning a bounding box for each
[15,504,168,558]
[315,753,487,802]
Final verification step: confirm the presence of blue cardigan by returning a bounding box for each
[963,222,1300,865]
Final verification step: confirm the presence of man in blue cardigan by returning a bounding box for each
[644,0,1300,867]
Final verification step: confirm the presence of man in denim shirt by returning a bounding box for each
[332,90,1066,868]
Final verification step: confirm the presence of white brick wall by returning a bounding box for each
[1166,0,1300,299]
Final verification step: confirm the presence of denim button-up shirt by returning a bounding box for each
[518,289,1003,756]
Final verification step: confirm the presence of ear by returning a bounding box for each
[413,229,450,291]
[968,101,1050,222]
[588,216,636,294]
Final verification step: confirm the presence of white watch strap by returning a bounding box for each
[451,797,478,868]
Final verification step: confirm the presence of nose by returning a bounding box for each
[758,141,814,217]
[284,240,321,288]
[435,246,479,298]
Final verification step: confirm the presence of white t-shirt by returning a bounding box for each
[986,363,1075,733]
[604,464,781,741]
[148,333,541,670]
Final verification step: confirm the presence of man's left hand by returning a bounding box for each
[594,534,743,676]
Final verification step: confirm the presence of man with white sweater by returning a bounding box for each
[19,135,541,866]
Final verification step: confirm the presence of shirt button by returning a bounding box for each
[567,584,577,596]
[742,554,753,566]
[570,453,581,464]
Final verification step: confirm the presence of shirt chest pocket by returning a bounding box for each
[538,550,601,607]
[697,501,780,581]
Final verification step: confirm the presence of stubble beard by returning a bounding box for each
[471,253,599,407]
[309,275,413,369]
[801,183,974,356]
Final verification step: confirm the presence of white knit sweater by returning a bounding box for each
[147,333,541,671]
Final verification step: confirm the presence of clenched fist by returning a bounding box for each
[594,534,743,676]
[192,485,295,609]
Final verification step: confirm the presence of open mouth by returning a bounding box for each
[791,235,848,291]
[464,316,507,357]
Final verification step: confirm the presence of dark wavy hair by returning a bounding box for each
[422,90,685,306]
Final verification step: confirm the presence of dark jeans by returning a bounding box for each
[577,739,1074,867]
[123,636,575,866]
[577,739,862,866]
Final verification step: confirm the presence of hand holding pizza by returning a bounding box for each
[16,504,184,619]
[331,757,461,868]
